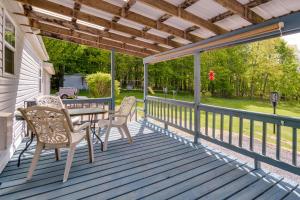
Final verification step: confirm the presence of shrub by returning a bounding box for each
[86,72,120,98]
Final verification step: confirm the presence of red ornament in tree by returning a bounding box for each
[209,70,215,81]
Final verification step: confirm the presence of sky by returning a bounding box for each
[283,32,300,50]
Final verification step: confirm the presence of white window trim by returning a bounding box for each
[3,10,16,78]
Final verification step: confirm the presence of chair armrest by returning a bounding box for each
[109,114,127,118]
[74,122,90,133]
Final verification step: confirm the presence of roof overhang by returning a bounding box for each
[144,11,300,64]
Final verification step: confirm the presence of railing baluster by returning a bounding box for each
[220,113,224,141]
[167,103,170,122]
[276,124,281,160]
[163,101,166,121]
[184,107,187,129]
[250,119,254,151]
[160,100,163,119]
[171,104,174,124]
[175,105,178,125]
[292,128,297,166]
[205,111,208,135]
[180,106,182,127]
[239,118,243,147]
[212,112,216,138]
[229,115,233,144]
[189,107,192,131]
[262,122,267,155]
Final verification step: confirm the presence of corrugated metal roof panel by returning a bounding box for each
[163,16,194,30]
[80,5,114,21]
[135,37,155,44]
[252,0,300,20]
[104,0,126,7]
[186,0,228,20]
[49,0,74,8]
[167,0,185,6]
[147,29,171,38]
[130,1,165,20]
[172,37,191,45]
[215,14,252,31]
[117,18,145,30]
[190,28,216,39]
[109,29,132,38]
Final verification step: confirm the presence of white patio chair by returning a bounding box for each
[98,96,136,151]
[18,106,94,182]
[35,95,80,124]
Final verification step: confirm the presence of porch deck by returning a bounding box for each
[0,121,299,200]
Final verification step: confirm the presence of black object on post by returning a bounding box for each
[270,92,279,134]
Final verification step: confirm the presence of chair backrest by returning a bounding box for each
[36,95,65,109]
[18,106,74,147]
[118,96,136,122]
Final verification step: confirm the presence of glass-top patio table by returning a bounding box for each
[15,107,107,167]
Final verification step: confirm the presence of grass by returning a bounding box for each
[79,89,300,152]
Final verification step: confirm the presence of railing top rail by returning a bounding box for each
[147,96,194,107]
[199,103,300,128]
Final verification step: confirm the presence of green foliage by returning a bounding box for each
[86,72,120,98]
[43,36,300,100]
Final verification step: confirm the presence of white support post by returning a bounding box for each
[143,63,148,119]
[111,49,115,110]
[194,52,201,144]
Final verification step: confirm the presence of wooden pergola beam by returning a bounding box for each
[76,0,202,42]
[30,21,153,56]
[41,31,148,58]
[215,0,265,24]
[17,10,167,52]
[138,0,227,35]
[210,0,271,23]
[16,0,183,48]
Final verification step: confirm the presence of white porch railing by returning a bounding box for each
[140,96,300,176]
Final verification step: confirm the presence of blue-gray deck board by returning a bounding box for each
[0,121,299,200]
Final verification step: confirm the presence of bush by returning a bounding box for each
[86,72,120,98]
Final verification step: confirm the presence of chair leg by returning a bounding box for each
[55,148,60,161]
[118,127,125,139]
[63,144,76,182]
[103,126,111,151]
[27,142,43,180]
[122,125,133,144]
[86,128,94,163]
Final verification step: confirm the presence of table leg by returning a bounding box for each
[17,134,35,167]
[91,114,103,151]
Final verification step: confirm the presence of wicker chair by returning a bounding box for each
[18,106,94,182]
[35,95,80,124]
[98,96,136,151]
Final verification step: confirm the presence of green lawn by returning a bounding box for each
[79,89,300,152]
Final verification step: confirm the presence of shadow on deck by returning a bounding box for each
[0,121,299,200]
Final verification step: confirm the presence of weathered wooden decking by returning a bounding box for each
[0,121,299,200]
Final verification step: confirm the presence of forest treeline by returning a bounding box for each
[43,37,300,100]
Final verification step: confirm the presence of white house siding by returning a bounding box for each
[0,2,51,172]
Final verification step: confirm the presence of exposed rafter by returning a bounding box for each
[71,2,81,24]
[215,0,265,24]
[76,0,202,42]
[41,31,148,57]
[16,0,183,48]
[179,0,199,9]
[210,0,271,23]
[138,0,227,35]
[16,9,167,52]
[27,20,153,57]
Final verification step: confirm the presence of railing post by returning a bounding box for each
[111,48,115,111]
[194,52,201,144]
[144,63,148,119]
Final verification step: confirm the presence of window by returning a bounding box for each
[4,13,15,75]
